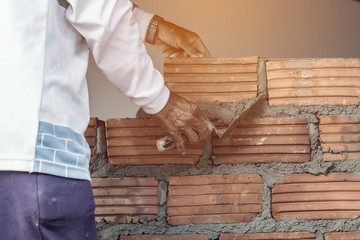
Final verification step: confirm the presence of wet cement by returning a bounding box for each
[91,60,360,240]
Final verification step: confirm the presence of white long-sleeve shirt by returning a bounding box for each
[0,0,169,180]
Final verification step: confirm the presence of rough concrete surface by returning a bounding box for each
[91,60,360,240]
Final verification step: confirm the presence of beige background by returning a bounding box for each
[87,0,360,119]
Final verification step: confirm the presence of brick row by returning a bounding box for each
[118,232,360,239]
[167,174,262,225]
[266,58,360,106]
[220,232,315,239]
[164,56,259,102]
[92,177,159,223]
[105,118,202,165]
[325,232,360,240]
[319,115,360,161]
[272,173,360,220]
[213,117,311,164]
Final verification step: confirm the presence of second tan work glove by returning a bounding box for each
[151,92,213,154]
[146,15,211,58]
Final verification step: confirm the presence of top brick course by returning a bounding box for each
[266,58,360,106]
[164,57,259,102]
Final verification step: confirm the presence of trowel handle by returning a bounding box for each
[156,135,176,152]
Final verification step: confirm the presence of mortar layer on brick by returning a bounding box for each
[164,57,259,103]
[167,174,262,225]
[213,117,311,164]
[105,119,202,165]
[266,58,360,106]
[219,232,315,239]
[272,172,360,220]
[319,115,360,161]
[91,177,159,223]
[119,235,208,240]
[324,232,360,240]
[85,117,98,159]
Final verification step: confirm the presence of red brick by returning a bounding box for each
[220,232,315,239]
[164,57,258,103]
[105,118,202,165]
[319,115,360,161]
[272,173,360,220]
[266,58,360,106]
[120,235,208,240]
[85,117,98,158]
[167,174,262,225]
[213,117,310,164]
[325,232,360,240]
[91,177,158,223]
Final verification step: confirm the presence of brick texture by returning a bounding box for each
[167,174,262,225]
[266,58,360,106]
[91,177,159,223]
[319,115,360,161]
[105,119,202,165]
[272,173,360,220]
[220,232,316,239]
[213,117,311,164]
[85,117,98,159]
[164,57,259,102]
[325,232,360,240]
[119,235,208,240]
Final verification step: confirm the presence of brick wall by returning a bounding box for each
[88,57,360,240]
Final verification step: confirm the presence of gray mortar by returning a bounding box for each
[91,60,360,240]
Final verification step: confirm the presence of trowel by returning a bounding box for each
[156,93,265,159]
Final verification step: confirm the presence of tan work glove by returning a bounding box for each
[151,92,213,154]
[146,15,210,57]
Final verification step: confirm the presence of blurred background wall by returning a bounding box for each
[87,0,360,119]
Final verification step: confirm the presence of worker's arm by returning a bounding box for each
[65,0,211,153]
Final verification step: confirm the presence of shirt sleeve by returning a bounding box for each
[65,0,169,114]
[132,6,154,42]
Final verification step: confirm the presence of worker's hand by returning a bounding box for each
[151,92,213,154]
[149,18,211,58]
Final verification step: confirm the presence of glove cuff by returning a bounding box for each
[146,15,164,44]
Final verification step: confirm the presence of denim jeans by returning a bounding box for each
[0,171,97,240]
